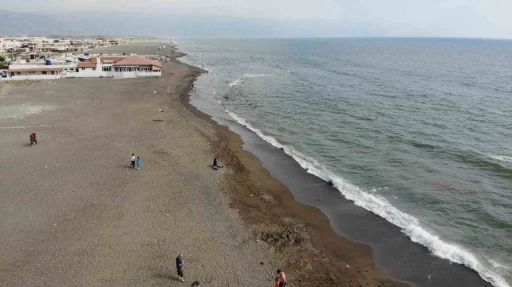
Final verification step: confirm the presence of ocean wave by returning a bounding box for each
[409,140,512,176]
[229,79,244,88]
[491,260,511,270]
[244,73,266,78]
[226,110,510,287]
[229,74,266,87]
[490,155,512,163]
[468,154,512,175]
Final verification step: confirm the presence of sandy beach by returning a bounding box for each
[0,39,405,286]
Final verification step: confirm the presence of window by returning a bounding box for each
[102,66,112,72]
[93,68,96,71]
[42,71,47,75]
[17,72,21,75]
[82,68,85,70]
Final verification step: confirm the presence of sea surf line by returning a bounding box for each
[226,109,510,287]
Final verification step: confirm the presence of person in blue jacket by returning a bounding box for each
[136,157,141,170]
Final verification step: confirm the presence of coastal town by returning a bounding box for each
[0,37,165,80]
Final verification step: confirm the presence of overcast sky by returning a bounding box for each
[2,0,512,38]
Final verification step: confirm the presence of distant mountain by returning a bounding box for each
[0,9,274,37]
[0,10,283,37]
[0,10,81,36]
[0,9,386,38]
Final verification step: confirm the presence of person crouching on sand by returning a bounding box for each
[213,158,224,170]
[131,153,135,168]
[176,253,184,282]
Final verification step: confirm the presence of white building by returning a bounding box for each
[5,55,162,80]
[0,39,22,50]
[7,66,64,80]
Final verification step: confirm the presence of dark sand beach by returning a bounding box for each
[0,39,405,286]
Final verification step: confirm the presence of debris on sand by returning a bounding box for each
[253,220,311,251]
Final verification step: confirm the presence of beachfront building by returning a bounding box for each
[7,66,63,80]
[5,55,162,80]
[113,56,162,73]
[72,55,162,78]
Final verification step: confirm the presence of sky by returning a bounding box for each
[1,0,512,38]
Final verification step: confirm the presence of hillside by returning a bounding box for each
[0,10,77,36]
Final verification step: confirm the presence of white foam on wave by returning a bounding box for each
[491,155,512,163]
[244,73,266,78]
[226,110,511,287]
[229,78,244,88]
[178,54,212,73]
[490,260,511,270]
[229,74,266,88]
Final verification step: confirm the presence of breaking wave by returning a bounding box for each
[491,155,512,163]
[229,74,266,87]
[226,110,510,287]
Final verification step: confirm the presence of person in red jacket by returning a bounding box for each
[29,133,37,146]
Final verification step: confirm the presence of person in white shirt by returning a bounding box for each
[131,153,136,168]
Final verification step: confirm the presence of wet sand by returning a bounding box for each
[0,39,405,286]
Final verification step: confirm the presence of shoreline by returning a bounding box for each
[174,40,499,287]
[173,58,408,286]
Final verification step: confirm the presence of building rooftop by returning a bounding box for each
[77,62,96,68]
[113,56,162,68]
[87,56,129,64]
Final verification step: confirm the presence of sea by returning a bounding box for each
[176,38,512,287]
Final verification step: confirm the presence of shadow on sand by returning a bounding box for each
[153,270,179,281]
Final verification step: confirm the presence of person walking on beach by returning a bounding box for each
[131,153,136,168]
[176,253,184,282]
[276,269,287,287]
[136,157,141,170]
